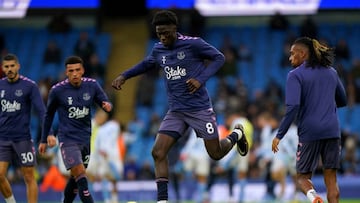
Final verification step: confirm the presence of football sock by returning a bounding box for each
[5,194,16,203]
[76,175,94,203]
[156,177,169,201]
[227,132,238,145]
[63,177,78,203]
[306,189,317,202]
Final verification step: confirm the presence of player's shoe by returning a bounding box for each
[233,124,248,156]
[312,196,324,203]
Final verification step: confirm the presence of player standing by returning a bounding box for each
[39,55,112,203]
[272,37,347,203]
[0,53,46,203]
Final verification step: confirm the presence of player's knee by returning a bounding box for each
[151,147,166,161]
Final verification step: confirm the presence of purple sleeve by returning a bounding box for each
[41,88,57,143]
[194,39,225,84]
[335,76,347,107]
[276,72,300,139]
[122,55,157,79]
[276,104,299,139]
[94,81,112,110]
[31,84,46,127]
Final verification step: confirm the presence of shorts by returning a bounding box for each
[0,140,36,167]
[296,138,341,173]
[159,108,219,140]
[59,142,91,170]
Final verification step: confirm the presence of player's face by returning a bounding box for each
[155,24,177,47]
[66,63,84,87]
[2,59,20,82]
[289,44,306,68]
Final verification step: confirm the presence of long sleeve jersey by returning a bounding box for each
[121,33,225,112]
[276,63,347,142]
[0,76,46,141]
[41,78,110,144]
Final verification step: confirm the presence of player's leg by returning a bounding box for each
[296,141,323,203]
[155,111,189,203]
[152,133,177,203]
[20,166,38,203]
[323,169,339,203]
[61,143,94,203]
[15,140,38,203]
[0,161,15,203]
[186,109,243,160]
[70,164,94,203]
[322,138,341,203]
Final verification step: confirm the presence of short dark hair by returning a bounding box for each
[2,53,19,63]
[65,56,83,67]
[152,10,178,26]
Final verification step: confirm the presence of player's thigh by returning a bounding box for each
[321,138,341,169]
[14,140,37,167]
[0,161,10,177]
[186,109,219,140]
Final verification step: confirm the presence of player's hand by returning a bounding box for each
[112,74,126,90]
[272,137,280,153]
[102,101,112,112]
[186,78,201,94]
[47,135,57,147]
[38,143,47,154]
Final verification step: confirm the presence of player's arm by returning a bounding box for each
[39,89,58,154]
[335,76,347,107]
[193,38,225,84]
[94,81,113,112]
[112,54,157,90]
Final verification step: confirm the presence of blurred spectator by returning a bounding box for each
[237,43,252,62]
[268,12,289,31]
[0,33,5,53]
[73,31,96,67]
[218,48,238,77]
[335,39,351,62]
[347,58,360,106]
[279,42,292,68]
[43,40,62,64]
[86,53,106,85]
[0,35,7,78]
[341,132,358,175]
[299,15,318,38]
[255,111,279,201]
[138,161,155,180]
[217,35,238,78]
[135,73,157,107]
[47,13,72,34]
[123,157,139,180]
[188,9,206,37]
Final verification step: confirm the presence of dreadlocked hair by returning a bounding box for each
[294,37,334,68]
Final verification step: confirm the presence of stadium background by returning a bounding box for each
[1,0,360,202]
